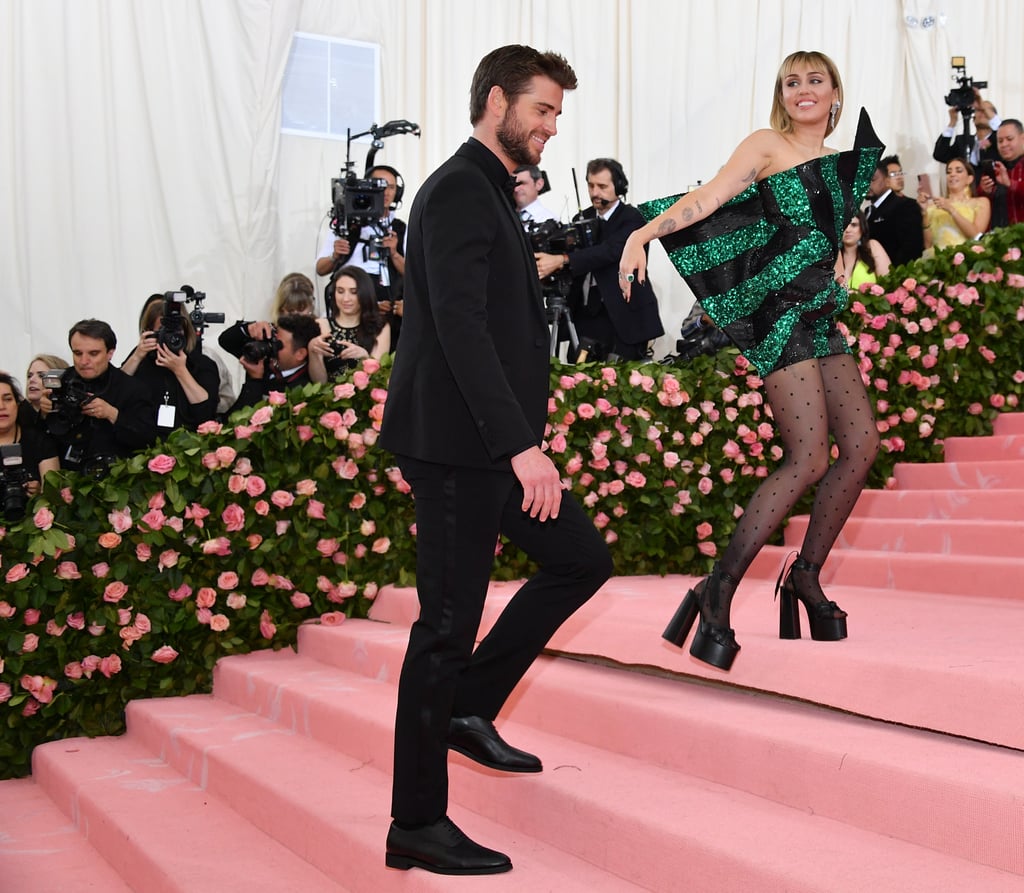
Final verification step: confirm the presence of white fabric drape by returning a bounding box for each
[2,0,1021,377]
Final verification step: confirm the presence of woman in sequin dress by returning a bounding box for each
[309,265,391,382]
[619,51,881,671]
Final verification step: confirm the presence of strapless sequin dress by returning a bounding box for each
[640,109,882,375]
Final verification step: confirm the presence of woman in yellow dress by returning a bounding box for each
[835,210,891,291]
[917,158,991,254]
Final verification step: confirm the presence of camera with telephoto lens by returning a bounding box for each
[41,368,93,437]
[526,218,601,311]
[0,444,32,521]
[241,328,283,364]
[945,57,987,113]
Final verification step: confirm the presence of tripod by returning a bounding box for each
[545,293,579,359]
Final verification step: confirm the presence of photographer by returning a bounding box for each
[979,119,1024,228]
[535,158,663,361]
[0,373,58,518]
[933,91,1002,168]
[42,319,158,473]
[308,265,390,383]
[121,294,220,433]
[315,165,407,346]
[224,313,321,413]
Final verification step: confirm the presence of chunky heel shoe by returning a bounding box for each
[662,563,741,671]
[775,555,848,641]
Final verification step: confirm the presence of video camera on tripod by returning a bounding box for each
[945,57,987,114]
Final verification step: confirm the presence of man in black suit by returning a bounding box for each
[379,45,612,876]
[864,162,924,268]
[537,158,664,360]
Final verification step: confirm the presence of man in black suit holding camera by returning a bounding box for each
[379,44,612,876]
[535,158,664,360]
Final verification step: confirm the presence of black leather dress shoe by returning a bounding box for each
[448,715,542,773]
[385,816,512,874]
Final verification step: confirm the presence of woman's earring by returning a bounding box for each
[830,100,841,130]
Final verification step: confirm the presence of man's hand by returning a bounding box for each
[246,321,275,340]
[510,445,563,522]
[83,396,117,424]
[535,252,567,279]
[239,356,265,380]
[993,161,1011,187]
[333,237,351,258]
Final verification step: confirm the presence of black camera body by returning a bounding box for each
[527,218,601,304]
[672,303,731,364]
[331,174,388,234]
[42,368,93,437]
[242,329,283,364]
[0,444,32,521]
[158,291,188,353]
[945,57,987,112]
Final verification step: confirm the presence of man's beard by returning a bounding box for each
[496,104,539,167]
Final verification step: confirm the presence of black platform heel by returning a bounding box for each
[775,555,848,641]
[663,563,741,671]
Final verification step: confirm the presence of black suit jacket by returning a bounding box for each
[932,131,1001,167]
[380,138,550,471]
[568,204,664,345]
[866,191,924,268]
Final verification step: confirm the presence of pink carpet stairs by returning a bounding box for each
[4,414,1024,891]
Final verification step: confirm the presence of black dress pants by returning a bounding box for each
[391,455,612,824]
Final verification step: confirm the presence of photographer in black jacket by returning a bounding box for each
[41,319,158,473]
[121,294,220,434]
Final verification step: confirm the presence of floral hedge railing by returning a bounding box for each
[2,225,1023,778]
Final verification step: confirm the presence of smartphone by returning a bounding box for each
[917,174,933,197]
[979,160,996,179]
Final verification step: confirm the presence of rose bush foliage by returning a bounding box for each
[1,225,1023,777]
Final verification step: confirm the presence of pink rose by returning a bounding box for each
[253,499,270,516]
[698,477,713,495]
[147,454,177,474]
[352,370,370,389]
[251,568,270,586]
[46,619,67,637]
[135,542,152,562]
[227,474,246,494]
[141,509,166,531]
[360,519,376,536]
[97,532,122,549]
[250,406,273,427]
[297,425,314,441]
[268,390,287,406]
[333,383,355,400]
[168,583,193,601]
[259,610,277,639]
[226,593,247,610]
[320,611,347,626]
[218,571,240,590]
[151,645,179,664]
[0,601,15,618]
[64,662,84,679]
[307,500,326,520]
[103,581,129,603]
[33,506,55,530]
[108,507,133,533]
[697,541,718,557]
[66,612,86,630]
[91,561,110,578]
[196,587,217,608]
[290,591,312,609]
[296,479,317,496]
[349,492,367,511]
[56,560,81,580]
[23,608,41,625]
[21,633,39,653]
[201,451,220,470]
[625,471,646,488]
[372,537,391,554]
[209,614,230,632]
[247,534,263,549]
[222,503,246,532]
[197,420,223,435]
[271,490,295,509]
[158,550,180,569]
[99,655,123,678]
[202,537,232,556]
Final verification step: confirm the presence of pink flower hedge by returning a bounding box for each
[1,225,1023,778]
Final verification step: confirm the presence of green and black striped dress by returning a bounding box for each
[640,109,882,376]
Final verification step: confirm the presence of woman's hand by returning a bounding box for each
[154,343,187,375]
[308,334,334,358]
[335,339,369,361]
[618,231,648,301]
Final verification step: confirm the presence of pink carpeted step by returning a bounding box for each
[141,660,1023,890]
[893,458,1024,490]
[850,487,1024,521]
[351,578,1024,752]
[0,778,135,893]
[994,413,1024,435]
[944,433,1024,462]
[217,627,1024,878]
[783,515,1024,557]
[124,694,654,893]
[29,736,346,893]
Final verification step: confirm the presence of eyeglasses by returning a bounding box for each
[887,171,905,178]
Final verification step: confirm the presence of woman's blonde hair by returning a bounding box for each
[770,50,844,137]
[272,272,316,320]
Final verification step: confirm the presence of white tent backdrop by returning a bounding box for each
[2,0,1021,381]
